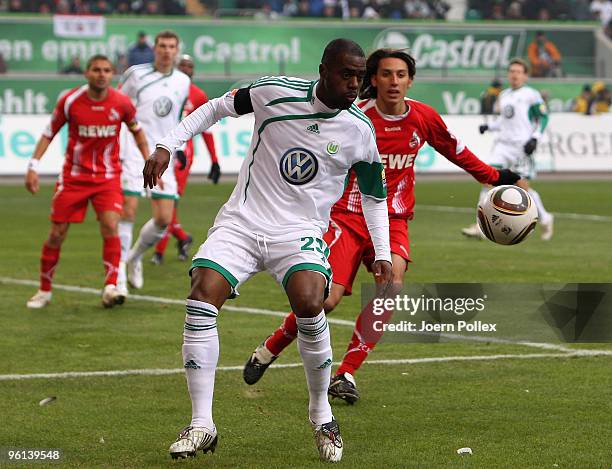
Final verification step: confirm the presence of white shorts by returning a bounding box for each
[120,131,178,199]
[490,141,536,179]
[190,224,332,299]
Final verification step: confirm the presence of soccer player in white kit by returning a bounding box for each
[117,30,191,295]
[463,58,555,240]
[143,39,393,463]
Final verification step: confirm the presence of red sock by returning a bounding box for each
[40,243,60,292]
[264,312,298,356]
[336,300,393,376]
[168,206,189,242]
[155,230,170,255]
[103,236,121,286]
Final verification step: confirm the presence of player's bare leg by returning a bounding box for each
[27,222,70,308]
[516,178,554,240]
[286,270,343,462]
[127,198,172,289]
[117,195,139,296]
[169,267,230,459]
[98,211,124,308]
[332,254,407,403]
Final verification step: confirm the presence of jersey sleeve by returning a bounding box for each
[118,67,138,99]
[42,93,69,140]
[528,90,549,138]
[423,104,499,185]
[351,127,387,200]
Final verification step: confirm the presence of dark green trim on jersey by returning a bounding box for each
[353,161,387,199]
[528,102,549,133]
[251,76,312,89]
[151,192,179,200]
[135,69,174,103]
[282,262,331,290]
[265,80,317,107]
[119,63,153,85]
[123,189,144,197]
[243,109,342,203]
[190,258,239,288]
[348,105,376,138]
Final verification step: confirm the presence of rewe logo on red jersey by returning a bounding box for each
[380,153,417,169]
[78,125,118,138]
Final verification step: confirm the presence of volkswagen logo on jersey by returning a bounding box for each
[153,96,173,117]
[279,147,318,185]
[503,104,515,118]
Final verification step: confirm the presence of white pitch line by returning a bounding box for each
[415,204,612,222]
[1,350,610,382]
[0,277,589,354]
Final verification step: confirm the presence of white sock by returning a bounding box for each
[183,299,219,431]
[528,189,553,224]
[129,219,166,262]
[478,187,489,206]
[118,221,133,262]
[117,221,133,286]
[296,311,333,426]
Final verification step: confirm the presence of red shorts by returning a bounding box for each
[175,146,194,196]
[323,211,411,296]
[50,177,123,223]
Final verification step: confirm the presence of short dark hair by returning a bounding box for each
[154,30,179,46]
[86,54,113,70]
[360,49,416,99]
[321,38,364,66]
[509,57,529,74]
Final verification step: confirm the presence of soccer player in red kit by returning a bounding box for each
[25,54,149,309]
[243,49,520,402]
[151,54,220,265]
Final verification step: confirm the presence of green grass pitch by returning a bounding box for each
[0,179,611,468]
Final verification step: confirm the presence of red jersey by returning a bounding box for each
[333,99,499,219]
[183,83,217,163]
[44,85,136,182]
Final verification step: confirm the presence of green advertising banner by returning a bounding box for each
[0,17,595,76]
[1,75,603,116]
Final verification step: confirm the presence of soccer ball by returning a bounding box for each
[477,185,538,245]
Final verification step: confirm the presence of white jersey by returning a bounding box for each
[119,63,190,153]
[489,85,548,144]
[159,76,388,248]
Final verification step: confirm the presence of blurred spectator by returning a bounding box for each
[506,1,522,19]
[606,18,612,40]
[405,0,431,18]
[590,81,611,114]
[128,32,154,67]
[62,56,83,74]
[590,0,612,25]
[490,2,504,19]
[115,53,129,75]
[528,31,562,78]
[91,0,112,14]
[362,0,381,18]
[480,78,502,115]
[0,52,7,74]
[571,84,593,114]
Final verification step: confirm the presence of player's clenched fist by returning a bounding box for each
[143,147,171,189]
[372,260,393,295]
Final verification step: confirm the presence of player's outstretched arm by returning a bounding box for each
[25,136,52,194]
[156,88,253,157]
